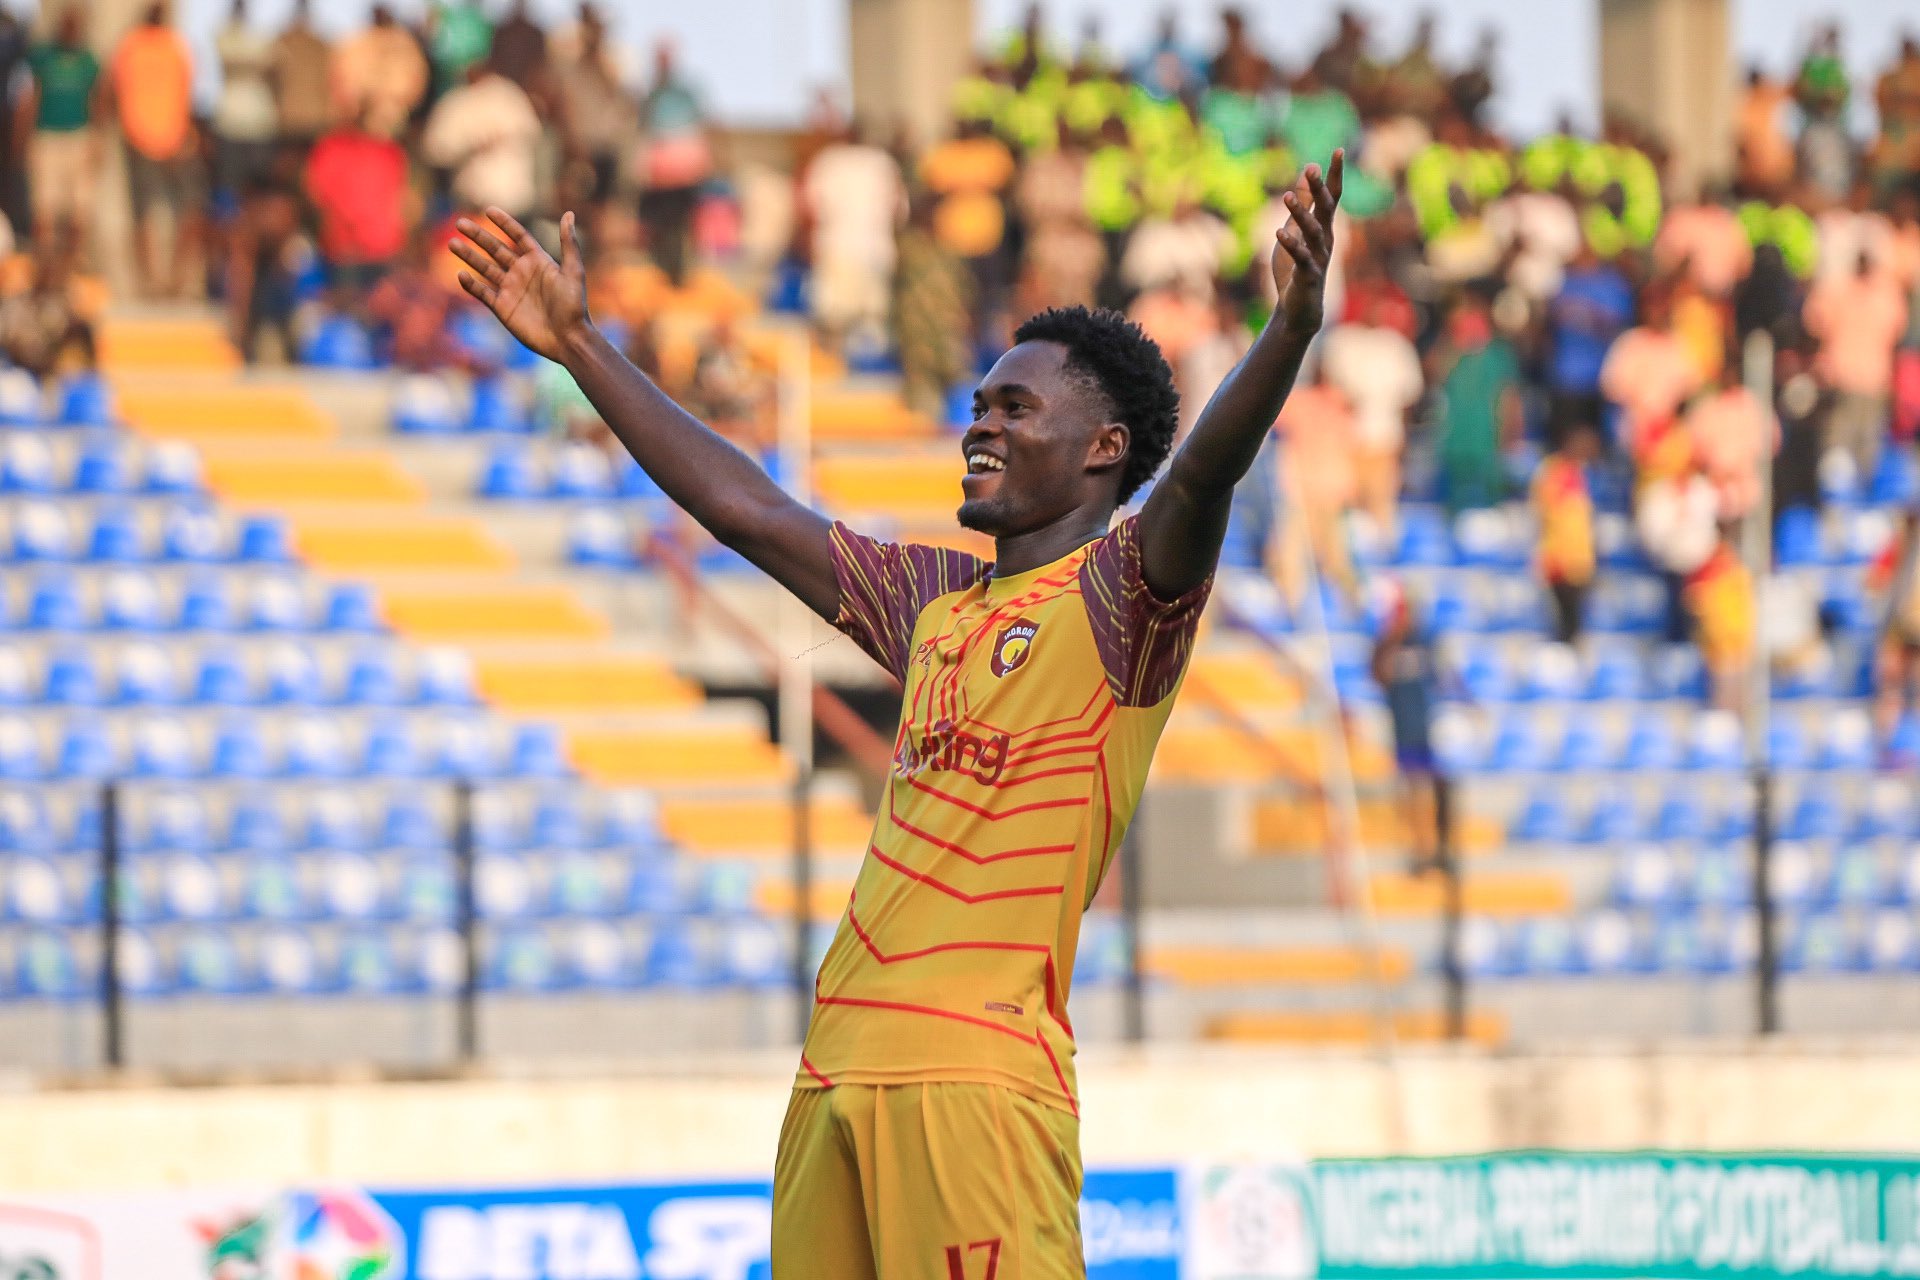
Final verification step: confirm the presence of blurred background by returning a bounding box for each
[0,0,1919,1275]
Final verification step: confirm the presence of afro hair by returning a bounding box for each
[1012,306,1180,503]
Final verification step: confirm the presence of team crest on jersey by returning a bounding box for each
[990,619,1040,677]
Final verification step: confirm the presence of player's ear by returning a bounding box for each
[1086,421,1128,477]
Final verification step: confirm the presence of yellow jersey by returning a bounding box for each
[796,516,1210,1115]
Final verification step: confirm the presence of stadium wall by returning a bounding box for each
[8,1043,1920,1192]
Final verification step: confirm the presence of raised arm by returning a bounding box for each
[451,209,839,619]
[1136,152,1344,600]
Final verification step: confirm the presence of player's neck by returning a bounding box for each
[992,508,1113,578]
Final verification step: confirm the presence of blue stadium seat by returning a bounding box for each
[211,715,276,779]
[0,715,45,779]
[0,369,44,427]
[391,372,464,434]
[317,851,390,921]
[472,793,521,852]
[1579,793,1644,844]
[380,796,443,851]
[1689,849,1751,907]
[1853,780,1917,842]
[227,798,289,854]
[130,717,200,779]
[616,455,668,501]
[6,857,81,925]
[548,851,615,915]
[178,574,238,631]
[1782,913,1860,975]
[435,718,502,778]
[158,855,229,923]
[1452,508,1527,570]
[1826,848,1892,909]
[235,514,295,565]
[1869,445,1919,507]
[0,791,50,853]
[417,647,477,706]
[549,443,616,499]
[324,582,384,633]
[1773,658,1836,701]
[697,861,756,916]
[565,921,639,988]
[284,715,355,779]
[264,642,326,704]
[1766,842,1822,912]
[1891,714,1920,766]
[1783,789,1846,842]
[193,647,252,705]
[144,441,202,495]
[301,313,380,369]
[531,794,593,850]
[341,647,407,705]
[1518,644,1583,702]
[1650,645,1707,701]
[13,930,89,1000]
[1486,713,1554,773]
[67,800,101,851]
[249,577,311,632]
[1766,718,1812,770]
[1685,712,1744,772]
[1579,909,1653,975]
[722,918,789,987]
[1429,709,1485,774]
[116,642,181,705]
[1583,645,1645,702]
[477,852,539,919]
[57,373,115,428]
[509,723,570,778]
[1425,577,1486,635]
[1818,710,1876,772]
[337,930,407,995]
[113,928,171,996]
[1557,717,1616,771]
[1395,507,1455,566]
[1612,845,1683,910]
[567,509,637,568]
[1864,910,1920,972]
[396,857,455,922]
[256,929,328,995]
[304,792,370,851]
[1842,509,1897,566]
[86,506,145,563]
[602,792,661,849]
[70,439,131,495]
[627,855,693,914]
[469,375,534,433]
[1653,790,1711,842]
[486,927,562,991]
[1823,574,1880,636]
[644,919,716,987]
[1621,712,1681,771]
[0,434,55,493]
[56,717,118,779]
[477,442,541,498]
[162,505,226,563]
[137,793,212,854]
[11,501,75,561]
[240,857,312,921]
[99,570,165,631]
[44,645,103,705]
[27,570,85,630]
[363,717,425,777]
[1775,506,1824,567]
[1511,917,1588,976]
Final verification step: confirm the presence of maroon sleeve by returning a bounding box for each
[829,521,989,681]
[1078,515,1213,707]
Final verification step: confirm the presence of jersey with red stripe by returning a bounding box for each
[796,515,1210,1114]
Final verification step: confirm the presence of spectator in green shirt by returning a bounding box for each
[1433,294,1524,514]
[429,0,494,100]
[24,7,102,253]
[1282,64,1360,174]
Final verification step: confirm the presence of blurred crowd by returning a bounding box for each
[0,4,1917,750]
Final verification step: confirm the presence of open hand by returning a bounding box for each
[1272,149,1345,335]
[451,207,589,363]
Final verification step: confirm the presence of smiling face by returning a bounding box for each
[958,341,1128,537]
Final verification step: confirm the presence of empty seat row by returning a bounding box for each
[2,917,788,1000]
[1435,707,1880,775]
[1457,906,1920,978]
[1506,776,1920,846]
[0,369,116,429]
[1608,842,1920,912]
[479,441,677,502]
[1,848,748,926]
[8,571,382,633]
[0,435,202,496]
[0,640,472,708]
[3,502,294,565]
[0,714,569,782]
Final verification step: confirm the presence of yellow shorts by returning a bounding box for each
[772,1082,1084,1279]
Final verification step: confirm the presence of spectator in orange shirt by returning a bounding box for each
[106,2,201,299]
[1804,248,1909,483]
[1735,67,1795,199]
[1532,423,1598,646]
[1686,374,1774,521]
[1274,379,1358,606]
[1601,285,1703,461]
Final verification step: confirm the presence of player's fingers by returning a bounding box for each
[560,210,584,281]
[1325,148,1346,208]
[486,206,542,255]
[457,271,498,308]
[457,219,517,271]
[1308,158,1339,223]
[449,238,504,283]
[1276,224,1314,271]
[1284,189,1328,257]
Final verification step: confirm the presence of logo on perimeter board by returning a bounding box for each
[990,620,1039,677]
[199,1187,399,1280]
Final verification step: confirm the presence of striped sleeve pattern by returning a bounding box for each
[1079,515,1213,707]
[829,521,990,681]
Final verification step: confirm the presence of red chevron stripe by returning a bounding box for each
[1008,700,1115,757]
[993,763,1097,789]
[889,810,1075,863]
[814,995,1036,1043]
[965,682,1106,740]
[869,845,1065,902]
[906,776,1089,821]
[847,906,1051,964]
[800,1054,834,1086]
[1037,1030,1078,1116]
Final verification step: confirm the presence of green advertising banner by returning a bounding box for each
[1306,1152,1920,1280]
